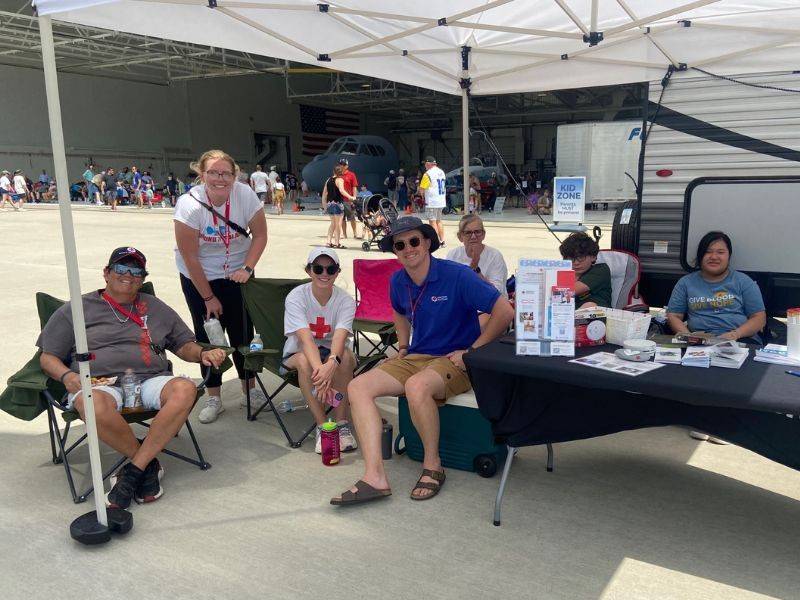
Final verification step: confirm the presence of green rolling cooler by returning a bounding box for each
[394,392,507,477]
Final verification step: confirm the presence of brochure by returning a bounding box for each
[682,346,711,368]
[754,344,800,367]
[654,346,682,364]
[710,346,749,369]
[570,352,665,377]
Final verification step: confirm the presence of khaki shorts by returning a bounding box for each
[378,353,471,404]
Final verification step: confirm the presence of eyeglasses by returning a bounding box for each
[311,264,339,276]
[462,229,485,237]
[393,236,422,252]
[205,170,235,180]
[111,263,147,278]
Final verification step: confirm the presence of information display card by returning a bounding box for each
[515,259,576,357]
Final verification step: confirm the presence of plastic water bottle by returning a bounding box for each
[788,308,800,360]
[203,318,227,346]
[320,420,340,466]
[121,369,141,409]
[249,333,263,352]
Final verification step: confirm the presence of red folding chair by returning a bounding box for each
[596,250,648,311]
[352,258,403,357]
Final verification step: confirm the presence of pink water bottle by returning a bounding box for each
[320,420,340,466]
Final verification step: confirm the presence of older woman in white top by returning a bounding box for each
[174,149,268,424]
[446,214,508,329]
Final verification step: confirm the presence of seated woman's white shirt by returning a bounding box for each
[445,244,508,297]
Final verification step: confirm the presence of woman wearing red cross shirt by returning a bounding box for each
[281,247,358,454]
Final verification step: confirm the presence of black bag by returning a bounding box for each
[189,191,250,238]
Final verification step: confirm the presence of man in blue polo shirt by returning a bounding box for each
[331,216,514,506]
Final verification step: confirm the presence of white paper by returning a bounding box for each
[570,352,665,376]
[654,346,682,364]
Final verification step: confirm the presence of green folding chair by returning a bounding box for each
[0,283,231,504]
[240,277,384,448]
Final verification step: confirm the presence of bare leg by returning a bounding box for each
[327,217,335,245]
[131,378,196,469]
[74,391,139,459]
[330,349,356,422]
[334,368,405,496]
[284,352,327,425]
[404,369,447,498]
[333,215,342,246]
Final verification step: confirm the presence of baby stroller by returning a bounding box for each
[359,194,398,252]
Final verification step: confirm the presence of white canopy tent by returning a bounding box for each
[30,0,800,537]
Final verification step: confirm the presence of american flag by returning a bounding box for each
[300,104,361,156]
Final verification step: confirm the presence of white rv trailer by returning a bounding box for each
[614,70,800,314]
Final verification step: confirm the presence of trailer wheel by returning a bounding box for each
[611,199,639,252]
[474,454,498,478]
[362,241,371,252]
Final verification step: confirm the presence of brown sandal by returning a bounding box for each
[330,479,392,506]
[410,468,446,501]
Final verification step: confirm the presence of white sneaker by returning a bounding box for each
[198,396,224,423]
[689,431,709,441]
[240,388,271,411]
[338,421,358,452]
[315,427,322,454]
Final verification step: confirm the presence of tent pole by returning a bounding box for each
[38,14,107,528]
[461,87,469,204]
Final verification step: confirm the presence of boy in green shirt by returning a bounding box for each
[559,232,612,308]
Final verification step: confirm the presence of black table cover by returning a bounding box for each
[465,342,800,470]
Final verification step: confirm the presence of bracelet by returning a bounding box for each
[399,344,409,350]
[202,294,215,302]
[59,371,73,384]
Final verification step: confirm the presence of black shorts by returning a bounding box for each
[343,202,355,219]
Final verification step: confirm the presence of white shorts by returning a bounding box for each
[67,375,188,411]
[426,207,443,221]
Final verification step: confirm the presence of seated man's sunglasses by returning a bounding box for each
[393,236,422,252]
[311,264,339,276]
[110,263,147,278]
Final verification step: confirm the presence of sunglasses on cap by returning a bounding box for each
[393,236,422,252]
[110,263,147,278]
[310,264,339,276]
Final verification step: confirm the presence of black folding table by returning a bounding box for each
[464,341,800,525]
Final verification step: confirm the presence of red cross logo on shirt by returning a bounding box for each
[309,316,331,339]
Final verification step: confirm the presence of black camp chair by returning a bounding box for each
[240,277,383,448]
[0,283,232,504]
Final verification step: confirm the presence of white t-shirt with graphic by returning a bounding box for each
[173,181,262,281]
[250,171,270,193]
[283,283,355,357]
[0,175,10,191]
[13,175,27,194]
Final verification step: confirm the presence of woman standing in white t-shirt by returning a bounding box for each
[174,149,268,424]
[283,247,358,454]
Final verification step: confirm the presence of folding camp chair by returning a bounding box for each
[596,250,648,311]
[352,258,403,359]
[1,283,231,504]
[240,277,384,448]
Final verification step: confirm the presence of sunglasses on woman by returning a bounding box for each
[393,236,422,252]
[311,264,339,276]
[110,263,147,278]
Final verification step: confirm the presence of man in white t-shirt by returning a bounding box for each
[282,247,358,453]
[418,156,447,247]
[249,164,270,205]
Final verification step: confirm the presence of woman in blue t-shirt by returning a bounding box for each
[667,231,766,343]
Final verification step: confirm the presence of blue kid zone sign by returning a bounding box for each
[553,176,586,223]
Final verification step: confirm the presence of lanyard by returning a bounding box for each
[210,196,232,275]
[407,281,428,327]
[102,292,155,366]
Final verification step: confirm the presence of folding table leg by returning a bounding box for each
[493,445,517,527]
[546,443,554,472]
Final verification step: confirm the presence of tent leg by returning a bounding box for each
[39,14,108,528]
[461,87,470,206]
[493,445,517,526]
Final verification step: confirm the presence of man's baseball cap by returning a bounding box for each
[424,156,437,164]
[307,246,340,266]
[378,216,440,253]
[108,246,147,268]
[338,157,349,166]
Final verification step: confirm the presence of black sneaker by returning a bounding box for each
[106,463,144,509]
[135,458,165,504]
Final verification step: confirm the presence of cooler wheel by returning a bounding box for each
[362,242,371,252]
[394,435,406,455]
[474,454,498,478]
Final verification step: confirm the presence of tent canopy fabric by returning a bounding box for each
[33,1,800,95]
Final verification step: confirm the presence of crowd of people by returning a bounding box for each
[30,144,767,510]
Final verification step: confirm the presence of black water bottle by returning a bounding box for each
[381,419,393,460]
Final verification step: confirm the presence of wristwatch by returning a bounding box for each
[473,266,481,274]
[243,265,254,274]
[330,354,342,365]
